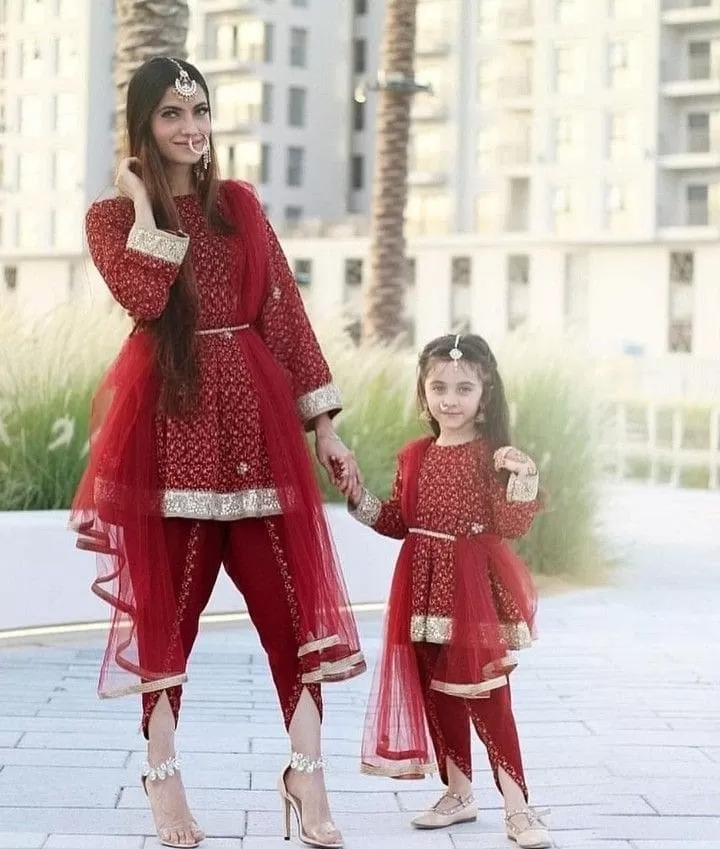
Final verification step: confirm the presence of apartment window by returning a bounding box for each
[353,100,365,131]
[350,155,364,190]
[607,111,634,160]
[353,39,367,74]
[687,113,710,153]
[551,185,576,234]
[54,93,77,135]
[411,129,446,173]
[218,141,261,183]
[260,143,271,184]
[52,207,77,250]
[554,43,585,94]
[18,210,41,249]
[291,0,308,5]
[477,126,498,167]
[668,252,693,353]
[605,183,633,232]
[290,27,308,67]
[3,265,17,292]
[406,192,451,236]
[507,255,530,332]
[354,0,368,14]
[262,82,274,123]
[286,146,305,187]
[22,0,45,25]
[404,257,416,345]
[294,259,312,287]
[688,42,710,81]
[555,0,583,24]
[608,39,640,90]
[19,152,44,191]
[215,81,262,127]
[554,114,584,162]
[264,23,275,62]
[285,206,303,225]
[288,87,307,127]
[477,59,498,102]
[20,40,43,80]
[563,251,589,331]
[687,184,709,225]
[478,0,500,35]
[505,177,530,232]
[476,189,501,233]
[344,258,363,314]
[55,37,79,77]
[451,257,472,334]
[20,94,43,136]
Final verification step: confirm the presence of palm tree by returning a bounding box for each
[361,0,419,345]
[113,0,191,164]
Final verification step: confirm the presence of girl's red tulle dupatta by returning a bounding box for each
[70,181,365,699]
[361,438,538,778]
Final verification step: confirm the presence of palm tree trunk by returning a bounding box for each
[362,0,418,346]
[114,0,191,165]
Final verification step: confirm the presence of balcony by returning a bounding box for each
[496,143,532,166]
[407,167,448,187]
[212,107,261,135]
[662,1,720,26]
[197,47,262,75]
[201,0,258,12]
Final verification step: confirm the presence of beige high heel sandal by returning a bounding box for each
[141,754,204,849]
[278,752,343,848]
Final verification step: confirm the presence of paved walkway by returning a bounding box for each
[0,485,718,849]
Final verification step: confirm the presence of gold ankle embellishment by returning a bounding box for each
[289,751,326,773]
[142,754,181,782]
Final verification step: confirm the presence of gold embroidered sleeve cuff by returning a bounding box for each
[127,224,189,265]
[297,383,342,425]
[506,471,539,503]
[348,488,382,527]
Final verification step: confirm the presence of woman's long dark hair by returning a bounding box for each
[125,57,231,416]
[416,333,512,450]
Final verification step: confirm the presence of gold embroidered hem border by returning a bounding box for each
[127,224,189,264]
[506,471,539,503]
[98,673,188,699]
[161,487,283,520]
[297,634,341,658]
[349,488,382,527]
[501,621,533,650]
[410,616,532,650]
[430,674,508,698]
[361,762,436,779]
[300,650,366,683]
[297,383,342,424]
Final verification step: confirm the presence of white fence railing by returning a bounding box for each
[599,401,720,489]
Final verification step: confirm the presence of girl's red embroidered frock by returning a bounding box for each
[70,181,365,706]
[352,436,539,782]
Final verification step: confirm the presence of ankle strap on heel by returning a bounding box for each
[289,751,326,773]
[141,753,181,782]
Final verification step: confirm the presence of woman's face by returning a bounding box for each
[149,86,212,167]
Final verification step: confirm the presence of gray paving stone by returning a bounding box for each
[642,794,720,817]
[0,732,21,747]
[45,836,144,849]
[0,748,129,768]
[0,835,47,849]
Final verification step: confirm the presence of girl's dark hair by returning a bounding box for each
[125,57,231,416]
[416,333,511,450]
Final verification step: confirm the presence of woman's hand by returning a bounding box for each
[314,417,360,496]
[494,446,537,477]
[115,157,149,203]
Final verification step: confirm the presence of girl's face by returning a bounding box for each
[424,359,484,439]
[149,86,211,169]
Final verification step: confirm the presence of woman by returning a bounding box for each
[71,57,365,849]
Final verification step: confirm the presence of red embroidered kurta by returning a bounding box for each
[353,438,538,648]
[85,189,340,520]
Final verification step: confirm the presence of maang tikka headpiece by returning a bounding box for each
[449,334,463,366]
[167,58,197,102]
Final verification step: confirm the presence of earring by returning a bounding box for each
[475,408,486,424]
[420,407,432,423]
[201,135,211,171]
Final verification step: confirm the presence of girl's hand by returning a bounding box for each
[315,429,360,493]
[494,446,537,477]
[115,157,149,203]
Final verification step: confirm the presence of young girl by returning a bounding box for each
[347,333,550,849]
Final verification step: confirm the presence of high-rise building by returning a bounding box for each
[0,0,114,311]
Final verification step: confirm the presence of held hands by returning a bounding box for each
[114,157,149,203]
[314,421,362,500]
[493,446,537,477]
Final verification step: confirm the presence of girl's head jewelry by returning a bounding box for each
[188,134,211,171]
[167,58,198,102]
[449,335,463,366]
